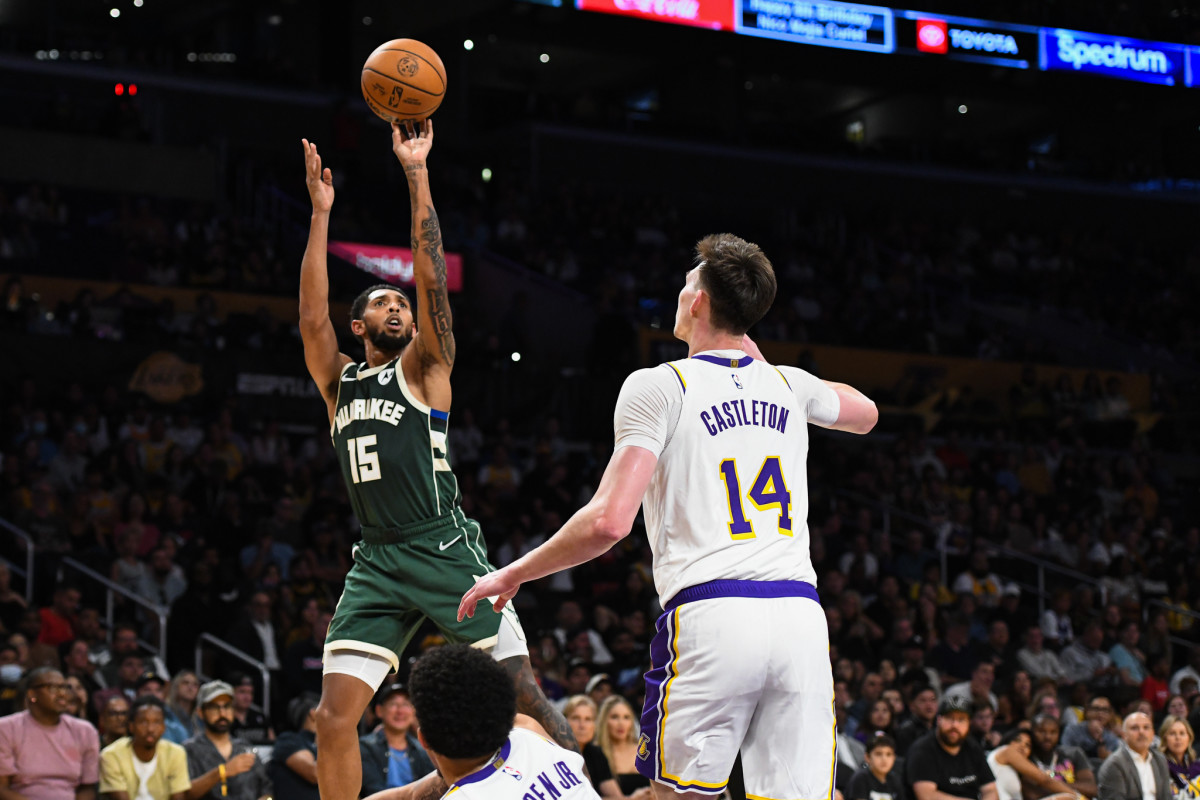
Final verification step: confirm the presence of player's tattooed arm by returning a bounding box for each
[502,656,583,758]
[418,206,455,367]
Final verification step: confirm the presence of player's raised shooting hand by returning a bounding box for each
[302,139,334,214]
[391,118,433,175]
[458,567,521,621]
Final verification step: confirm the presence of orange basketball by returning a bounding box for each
[360,39,447,124]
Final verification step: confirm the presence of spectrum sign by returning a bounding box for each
[1040,28,1188,87]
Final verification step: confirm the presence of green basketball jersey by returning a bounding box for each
[330,357,460,528]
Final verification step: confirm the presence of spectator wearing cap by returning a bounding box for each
[359,684,434,796]
[182,680,271,800]
[1096,712,1171,800]
[906,693,998,800]
[99,694,191,800]
[228,673,273,746]
[585,673,613,708]
[134,671,189,745]
[896,685,939,757]
[267,693,318,800]
[0,665,100,800]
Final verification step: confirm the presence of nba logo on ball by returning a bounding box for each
[396,57,419,77]
[916,19,949,53]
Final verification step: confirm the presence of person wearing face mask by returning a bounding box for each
[0,666,101,799]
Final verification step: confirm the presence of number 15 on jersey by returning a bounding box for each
[719,457,792,540]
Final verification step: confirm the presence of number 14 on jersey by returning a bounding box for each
[719,457,793,540]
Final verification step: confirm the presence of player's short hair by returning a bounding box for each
[865,732,896,754]
[408,644,515,759]
[129,694,167,721]
[694,233,776,335]
[350,284,411,322]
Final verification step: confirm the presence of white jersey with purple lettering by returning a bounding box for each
[613,348,841,798]
[443,727,598,800]
[613,348,839,605]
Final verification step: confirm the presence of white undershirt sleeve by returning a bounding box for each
[613,366,683,458]
[776,365,841,428]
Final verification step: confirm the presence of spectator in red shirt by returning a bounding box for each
[37,586,81,648]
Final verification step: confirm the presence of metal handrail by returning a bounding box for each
[0,517,36,603]
[194,632,271,720]
[814,481,1104,616]
[61,556,168,658]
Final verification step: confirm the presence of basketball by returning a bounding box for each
[360,38,447,124]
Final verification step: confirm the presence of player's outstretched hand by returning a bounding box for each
[302,139,334,214]
[458,567,521,621]
[391,118,433,173]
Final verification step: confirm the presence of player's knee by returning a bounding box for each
[314,698,355,734]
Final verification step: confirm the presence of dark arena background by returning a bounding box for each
[1,0,1199,798]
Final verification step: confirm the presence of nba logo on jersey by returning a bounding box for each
[636,733,650,761]
[732,373,743,389]
[501,764,523,781]
[378,368,394,386]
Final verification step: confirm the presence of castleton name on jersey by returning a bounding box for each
[700,398,790,436]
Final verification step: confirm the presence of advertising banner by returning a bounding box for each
[735,0,894,53]
[1040,28,1187,86]
[574,0,736,30]
[328,241,464,292]
[898,11,1037,68]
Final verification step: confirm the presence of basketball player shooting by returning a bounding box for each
[460,234,878,800]
[298,121,576,800]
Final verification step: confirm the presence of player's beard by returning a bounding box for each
[368,323,412,353]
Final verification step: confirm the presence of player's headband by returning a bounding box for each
[368,288,399,301]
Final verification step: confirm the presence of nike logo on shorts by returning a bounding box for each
[439,535,462,551]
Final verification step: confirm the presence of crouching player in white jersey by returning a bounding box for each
[364,644,599,800]
[460,233,879,799]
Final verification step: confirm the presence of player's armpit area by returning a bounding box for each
[502,655,581,755]
[362,769,446,800]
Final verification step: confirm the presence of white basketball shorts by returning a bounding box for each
[636,580,836,799]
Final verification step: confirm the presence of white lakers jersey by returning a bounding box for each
[613,349,840,605]
[444,727,599,799]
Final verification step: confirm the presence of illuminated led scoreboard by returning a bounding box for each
[573,0,1198,87]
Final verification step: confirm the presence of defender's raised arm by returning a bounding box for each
[391,120,455,376]
[298,139,351,423]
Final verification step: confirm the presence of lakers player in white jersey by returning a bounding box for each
[460,233,878,799]
[363,644,599,800]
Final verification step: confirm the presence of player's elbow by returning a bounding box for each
[850,401,879,435]
[591,509,631,545]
